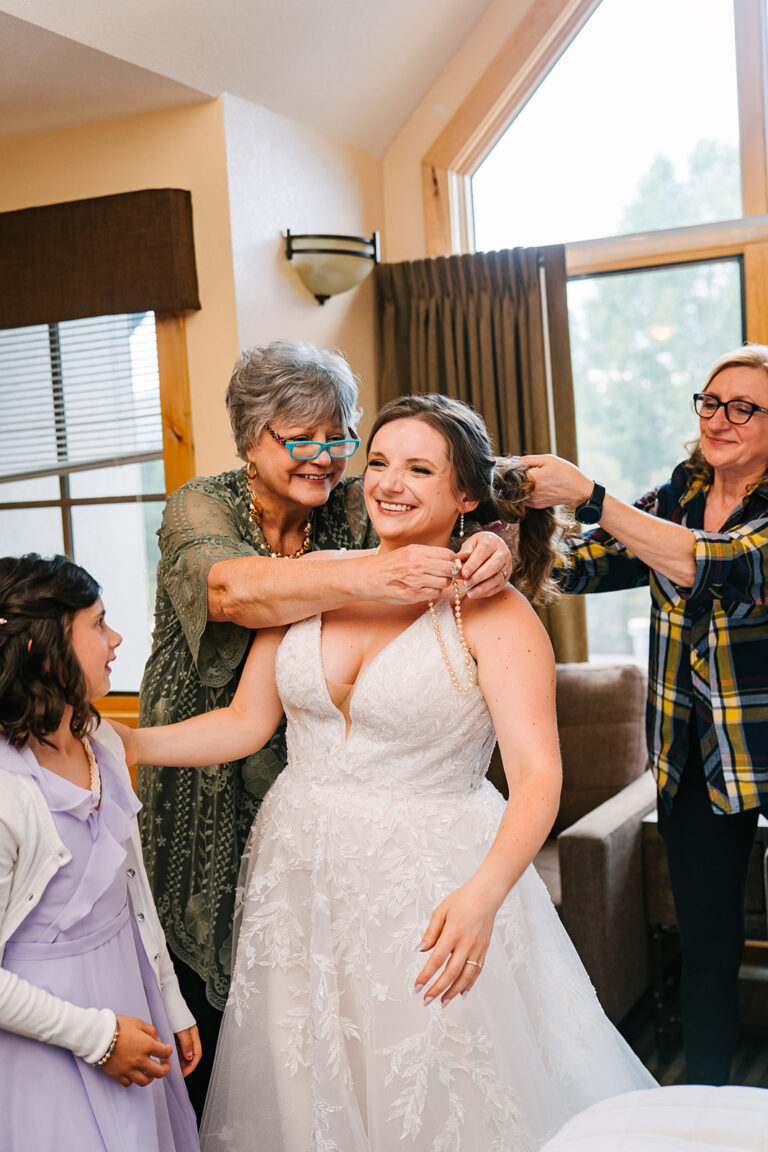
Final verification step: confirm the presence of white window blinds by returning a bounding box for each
[0,312,163,483]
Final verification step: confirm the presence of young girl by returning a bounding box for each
[0,553,200,1152]
[119,394,655,1151]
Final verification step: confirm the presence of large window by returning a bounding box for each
[472,0,741,251]
[568,260,744,658]
[427,0,768,659]
[0,190,198,706]
[0,312,190,692]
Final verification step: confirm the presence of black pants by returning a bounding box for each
[169,950,224,1124]
[657,725,761,1085]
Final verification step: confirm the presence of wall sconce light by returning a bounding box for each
[285,230,380,304]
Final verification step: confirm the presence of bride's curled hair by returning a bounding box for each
[367,394,569,604]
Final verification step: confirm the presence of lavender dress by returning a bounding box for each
[0,740,199,1152]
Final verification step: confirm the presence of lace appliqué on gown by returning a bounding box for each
[201,602,655,1152]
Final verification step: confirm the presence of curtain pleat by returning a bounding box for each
[375,246,587,662]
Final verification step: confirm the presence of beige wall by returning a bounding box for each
[222,94,383,463]
[0,93,384,476]
[382,0,535,263]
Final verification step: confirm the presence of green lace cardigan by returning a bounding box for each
[137,467,377,1009]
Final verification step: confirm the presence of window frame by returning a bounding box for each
[419,0,768,417]
[92,311,194,725]
[0,311,193,724]
[421,0,768,260]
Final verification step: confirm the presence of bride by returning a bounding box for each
[120,393,655,1150]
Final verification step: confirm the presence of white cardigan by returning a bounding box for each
[0,724,194,1065]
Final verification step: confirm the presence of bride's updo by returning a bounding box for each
[366,393,568,604]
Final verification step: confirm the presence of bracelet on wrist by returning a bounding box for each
[95,1021,120,1067]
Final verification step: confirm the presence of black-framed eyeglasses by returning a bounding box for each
[692,392,768,426]
[265,423,360,460]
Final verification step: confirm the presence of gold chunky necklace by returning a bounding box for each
[245,470,314,559]
[428,581,476,693]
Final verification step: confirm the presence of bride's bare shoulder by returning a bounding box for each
[463,585,550,646]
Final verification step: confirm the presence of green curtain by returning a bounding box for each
[375,245,586,662]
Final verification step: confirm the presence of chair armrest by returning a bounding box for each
[557,771,657,1023]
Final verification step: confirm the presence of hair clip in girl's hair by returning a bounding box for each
[0,617,7,625]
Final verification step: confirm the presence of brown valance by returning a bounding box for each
[0,189,200,328]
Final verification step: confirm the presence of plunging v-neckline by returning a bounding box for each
[315,606,436,740]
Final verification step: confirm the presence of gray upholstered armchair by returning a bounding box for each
[488,661,656,1024]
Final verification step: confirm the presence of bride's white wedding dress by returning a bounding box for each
[200,600,655,1152]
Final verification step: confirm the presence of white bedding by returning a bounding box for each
[543,1085,768,1151]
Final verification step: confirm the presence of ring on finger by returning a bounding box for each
[464,959,483,969]
[450,560,461,577]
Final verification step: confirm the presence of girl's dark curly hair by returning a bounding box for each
[366,394,570,604]
[0,553,101,748]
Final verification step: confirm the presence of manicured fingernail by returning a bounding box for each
[424,996,434,1005]
[440,998,449,1008]
[414,983,424,993]
[461,990,469,999]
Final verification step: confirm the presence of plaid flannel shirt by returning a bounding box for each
[560,462,768,815]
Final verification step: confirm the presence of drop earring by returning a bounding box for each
[458,511,465,538]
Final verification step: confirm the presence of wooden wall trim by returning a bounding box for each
[95,694,139,726]
[744,241,768,341]
[421,0,599,255]
[156,311,196,496]
[423,0,600,174]
[565,215,768,278]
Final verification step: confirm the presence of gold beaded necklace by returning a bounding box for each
[245,468,314,559]
[427,581,476,693]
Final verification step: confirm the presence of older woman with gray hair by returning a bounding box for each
[137,339,510,1116]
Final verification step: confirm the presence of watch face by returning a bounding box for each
[576,501,600,524]
[575,482,604,524]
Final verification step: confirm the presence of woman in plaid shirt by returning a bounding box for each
[520,344,768,1086]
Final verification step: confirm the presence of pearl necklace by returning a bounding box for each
[428,581,476,693]
[81,736,101,809]
[245,470,314,559]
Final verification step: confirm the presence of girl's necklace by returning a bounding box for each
[428,581,476,693]
[245,471,313,559]
[81,736,101,809]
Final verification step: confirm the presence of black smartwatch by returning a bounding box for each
[574,482,605,525]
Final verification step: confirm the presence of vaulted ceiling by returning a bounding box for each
[0,0,500,153]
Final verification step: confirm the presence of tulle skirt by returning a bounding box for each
[200,773,655,1151]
